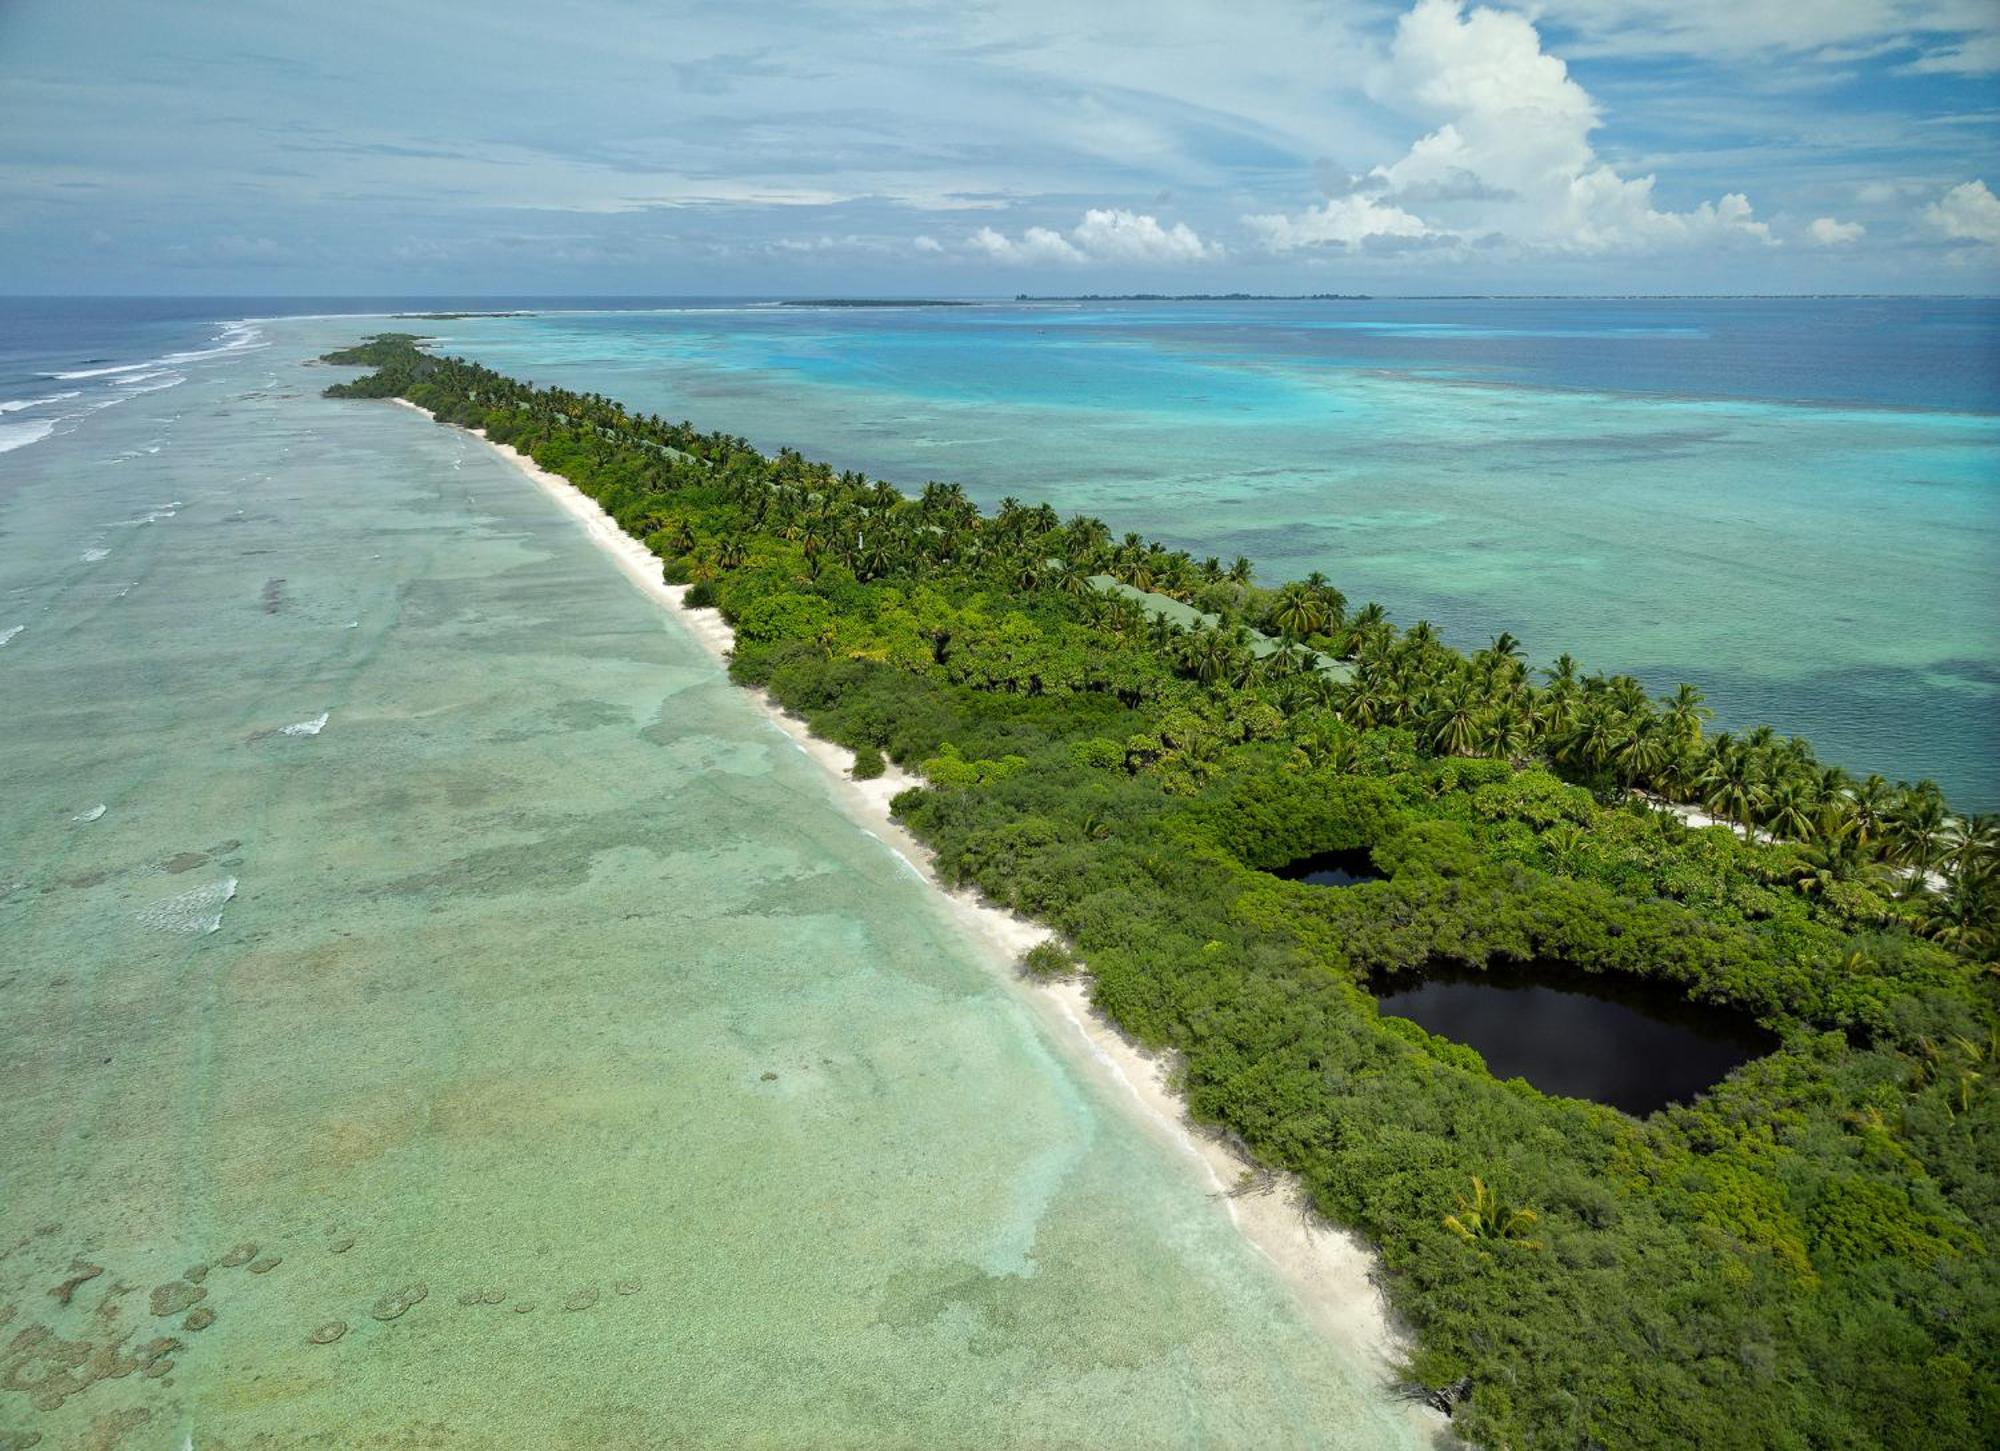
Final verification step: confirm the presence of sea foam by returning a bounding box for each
[73,804,106,823]
[0,390,81,413]
[280,711,330,737]
[0,626,23,647]
[48,360,156,381]
[46,322,265,382]
[0,420,57,454]
[137,877,237,935]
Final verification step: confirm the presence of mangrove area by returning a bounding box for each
[324,334,1998,1450]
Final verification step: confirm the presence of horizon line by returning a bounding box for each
[3,290,1998,303]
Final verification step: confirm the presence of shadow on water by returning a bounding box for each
[1374,961,1776,1116]
[1269,848,1385,888]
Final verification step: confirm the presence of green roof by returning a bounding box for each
[1087,575,1355,683]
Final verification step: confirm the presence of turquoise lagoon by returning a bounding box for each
[431,298,2000,808]
[0,317,1422,1447]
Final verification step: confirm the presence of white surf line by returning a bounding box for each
[388,396,1431,1412]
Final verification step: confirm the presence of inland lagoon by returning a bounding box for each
[1373,963,1777,1117]
[0,312,1425,1448]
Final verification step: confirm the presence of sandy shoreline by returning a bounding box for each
[394,397,1427,1414]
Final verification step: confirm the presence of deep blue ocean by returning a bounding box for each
[5,295,1995,806]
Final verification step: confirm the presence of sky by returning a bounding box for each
[1,0,1996,295]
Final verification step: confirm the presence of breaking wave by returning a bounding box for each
[0,390,80,413]
[0,419,57,454]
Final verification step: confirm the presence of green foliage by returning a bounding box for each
[1021,939,1079,979]
[1443,1176,1544,1250]
[850,743,886,780]
[322,334,2000,1451]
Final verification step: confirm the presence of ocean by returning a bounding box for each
[0,303,1421,1446]
[424,296,2000,809]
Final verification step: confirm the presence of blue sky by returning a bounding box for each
[2,0,1996,294]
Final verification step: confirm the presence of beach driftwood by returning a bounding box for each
[1426,1377,1474,1416]
[1400,1376,1473,1417]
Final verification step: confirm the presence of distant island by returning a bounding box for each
[779,298,976,308]
[390,311,537,320]
[1014,292,1374,301]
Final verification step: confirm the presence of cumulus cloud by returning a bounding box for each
[1925,180,2000,245]
[1806,216,1865,246]
[1248,0,1776,255]
[970,224,1085,264]
[1244,194,1436,251]
[1070,208,1217,261]
[969,208,1218,264]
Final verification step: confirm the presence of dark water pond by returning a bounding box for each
[1270,848,1384,887]
[1374,962,1774,1115]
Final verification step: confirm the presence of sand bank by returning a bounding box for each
[392,397,1426,1410]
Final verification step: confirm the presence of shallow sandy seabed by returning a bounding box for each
[0,327,1434,1448]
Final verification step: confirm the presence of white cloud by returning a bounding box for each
[969,208,1217,265]
[1926,179,2000,244]
[1807,216,1866,246]
[1249,0,1777,257]
[1070,208,1218,262]
[971,224,1085,264]
[1244,193,1435,252]
[1853,178,1929,205]
[912,234,944,253]
[1900,34,2000,74]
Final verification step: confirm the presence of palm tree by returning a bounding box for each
[1763,777,1818,843]
[1269,584,1329,643]
[1614,718,1670,789]
[1890,783,1950,873]
[1443,1177,1541,1251]
[1052,560,1092,597]
[1702,746,1764,831]
[1563,701,1625,776]
[1181,629,1235,685]
[1790,825,1875,896]
[1662,683,1711,751]
[1428,686,1485,758]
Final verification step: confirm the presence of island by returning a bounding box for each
[323,332,1998,1451]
